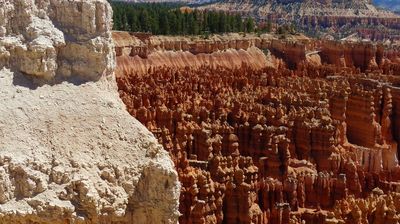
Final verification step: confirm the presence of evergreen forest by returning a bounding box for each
[110,2,259,35]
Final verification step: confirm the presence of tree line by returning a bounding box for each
[110,2,259,35]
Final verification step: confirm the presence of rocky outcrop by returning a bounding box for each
[0,0,114,81]
[0,0,180,223]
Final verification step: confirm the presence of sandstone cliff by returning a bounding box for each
[0,0,180,223]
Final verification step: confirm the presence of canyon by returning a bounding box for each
[2,0,400,223]
[115,31,400,223]
[0,0,179,223]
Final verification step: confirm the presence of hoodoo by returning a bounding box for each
[115,31,400,223]
[0,0,180,223]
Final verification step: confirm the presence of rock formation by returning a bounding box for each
[113,32,280,76]
[0,0,180,223]
[115,31,400,223]
[200,0,400,40]
[114,31,400,75]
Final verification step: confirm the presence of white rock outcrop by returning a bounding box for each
[0,0,115,81]
[0,0,180,223]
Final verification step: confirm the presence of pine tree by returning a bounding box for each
[159,11,170,35]
[218,13,227,33]
[234,14,243,32]
[188,13,199,35]
[139,9,150,32]
[245,18,255,33]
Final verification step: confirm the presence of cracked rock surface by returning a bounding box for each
[0,0,180,223]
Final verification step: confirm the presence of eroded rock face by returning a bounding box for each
[115,32,400,223]
[113,32,281,76]
[0,0,180,223]
[200,0,400,39]
[0,0,115,81]
[114,31,400,77]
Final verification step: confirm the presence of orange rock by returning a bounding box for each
[114,33,400,223]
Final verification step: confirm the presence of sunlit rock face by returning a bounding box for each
[0,0,115,81]
[0,1,180,223]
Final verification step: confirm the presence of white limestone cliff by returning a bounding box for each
[0,0,180,223]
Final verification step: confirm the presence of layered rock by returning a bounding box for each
[319,40,383,71]
[114,31,400,76]
[0,0,180,223]
[200,0,400,40]
[113,32,280,76]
